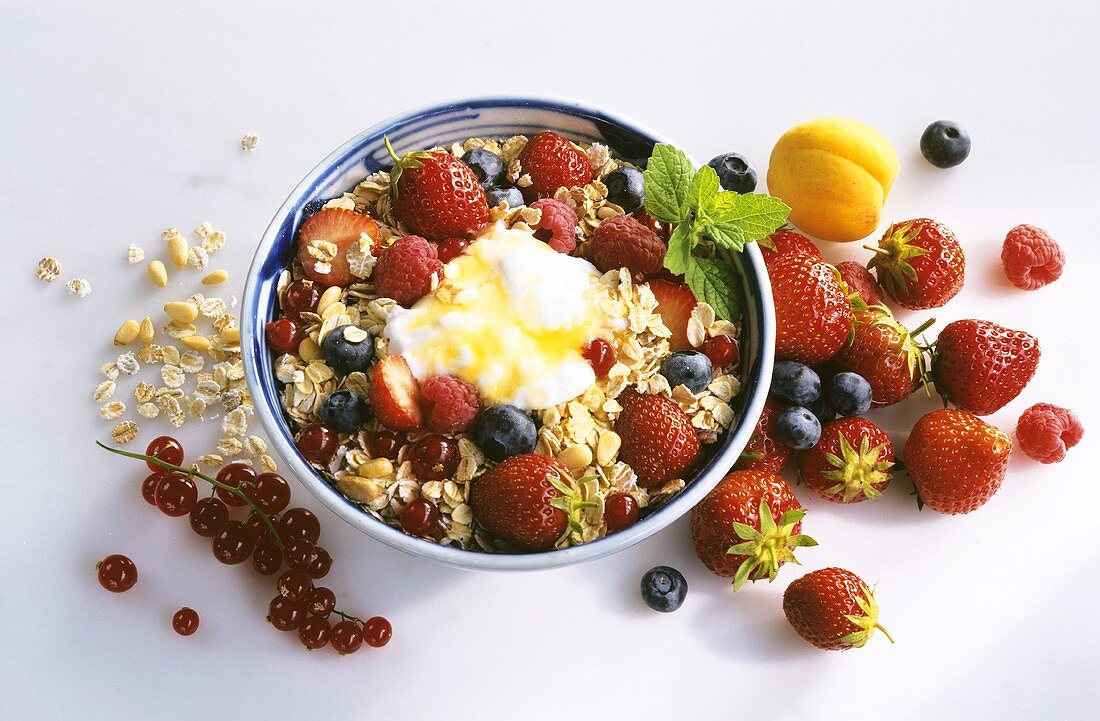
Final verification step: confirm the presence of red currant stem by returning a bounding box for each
[95,441,285,548]
[332,609,364,624]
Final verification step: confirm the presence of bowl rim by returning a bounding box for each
[242,94,775,571]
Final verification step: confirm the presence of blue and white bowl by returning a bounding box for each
[242,96,775,571]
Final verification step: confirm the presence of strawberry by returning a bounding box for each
[516,131,593,202]
[295,208,380,287]
[369,355,422,431]
[783,568,894,651]
[823,305,931,407]
[867,218,965,310]
[769,254,853,364]
[690,470,817,588]
[835,260,884,307]
[468,454,592,552]
[931,319,1040,416]
[615,390,701,489]
[904,408,1012,514]
[734,398,790,473]
[797,417,894,503]
[388,140,489,241]
[647,280,697,351]
[761,229,821,269]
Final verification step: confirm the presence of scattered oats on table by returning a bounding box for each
[36,257,62,282]
[127,244,145,264]
[112,420,139,445]
[241,132,259,152]
[66,277,91,298]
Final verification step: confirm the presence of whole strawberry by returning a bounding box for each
[690,470,817,589]
[931,319,1040,415]
[769,254,853,365]
[761,229,821,269]
[734,398,790,473]
[516,131,593,202]
[835,260,884,307]
[783,568,893,651]
[904,408,1012,514]
[388,140,489,241]
[469,454,591,552]
[867,218,965,310]
[615,391,700,488]
[823,305,930,407]
[797,417,894,503]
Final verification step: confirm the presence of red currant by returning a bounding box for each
[283,280,321,320]
[211,521,256,564]
[437,237,471,264]
[189,496,229,537]
[296,423,338,465]
[409,435,459,481]
[582,338,616,377]
[399,499,440,537]
[298,616,331,650]
[268,596,306,631]
[215,463,255,507]
[141,472,165,505]
[155,473,198,517]
[244,511,276,543]
[305,546,332,579]
[331,620,364,655]
[284,538,316,570]
[369,431,406,461]
[701,335,738,368]
[604,493,640,533]
[279,507,320,543]
[305,586,336,616]
[96,554,137,593]
[277,568,313,600]
[363,616,392,648]
[632,209,672,242]
[265,317,304,355]
[252,540,283,576]
[145,436,184,472]
[247,473,291,515]
[172,607,200,636]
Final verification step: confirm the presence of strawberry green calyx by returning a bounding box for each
[840,583,895,649]
[384,136,436,200]
[820,432,894,502]
[726,499,818,591]
[865,222,930,300]
[547,471,598,546]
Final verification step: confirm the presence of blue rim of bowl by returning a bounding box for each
[242,94,775,571]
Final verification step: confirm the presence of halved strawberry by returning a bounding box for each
[647,280,697,351]
[369,355,422,431]
[296,208,379,288]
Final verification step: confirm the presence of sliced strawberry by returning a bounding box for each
[369,355,422,431]
[296,208,379,288]
[647,280,697,351]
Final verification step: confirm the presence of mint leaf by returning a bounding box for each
[709,193,791,242]
[643,144,695,223]
[686,256,740,322]
[688,164,720,212]
[664,221,694,275]
[702,219,747,251]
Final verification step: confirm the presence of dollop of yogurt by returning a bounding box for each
[384,223,610,410]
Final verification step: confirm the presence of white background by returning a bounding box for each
[2,1,1099,719]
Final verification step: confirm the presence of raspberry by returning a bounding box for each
[419,375,480,434]
[1001,224,1065,290]
[1016,403,1084,464]
[590,215,665,277]
[835,260,884,306]
[373,235,443,308]
[529,199,578,254]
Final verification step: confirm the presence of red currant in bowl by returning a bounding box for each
[409,435,458,481]
[265,317,304,355]
[282,280,321,320]
[399,498,440,538]
[296,424,338,465]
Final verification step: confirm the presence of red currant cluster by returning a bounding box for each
[96,435,391,655]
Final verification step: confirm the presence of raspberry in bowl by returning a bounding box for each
[242,97,777,570]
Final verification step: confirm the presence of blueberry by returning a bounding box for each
[486,185,524,209]
[640,566,687,613]
[826,372,873,416]
[321,324,374,375]
[776,406,821,450]
[660,351,713,393]
[318,389,367,434]
[604,167,645,213]
[462,148,504,188]
[920,120,971,169]
[706,152,758,194]
[807,395,836,426]
[771,360,821,406]
[472,404,537,462]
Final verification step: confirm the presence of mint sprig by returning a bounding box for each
[642,145,790,321]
